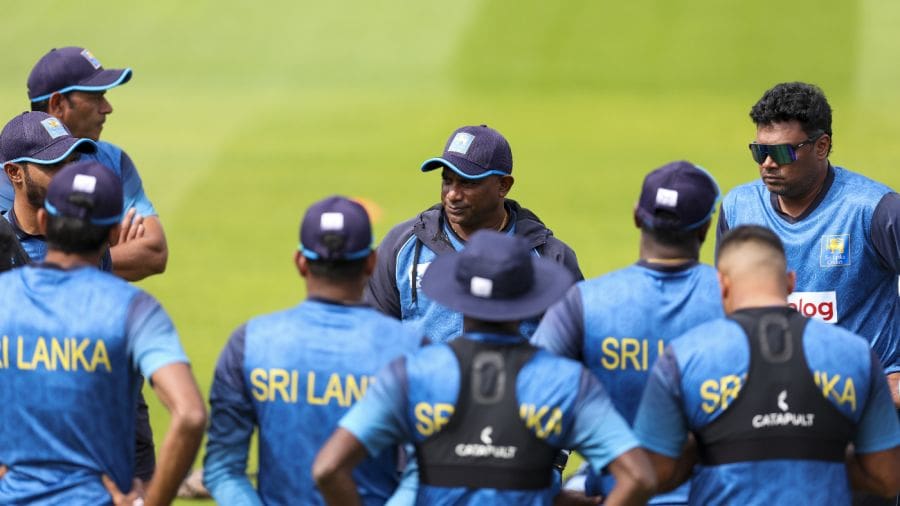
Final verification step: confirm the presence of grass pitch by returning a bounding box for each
[1,1,898,504]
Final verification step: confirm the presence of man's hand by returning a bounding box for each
[102,474,144,506]
[113,209,145,246]
[0,465,7,479]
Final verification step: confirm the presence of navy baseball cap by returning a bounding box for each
[636,160,720,231]
[28,47,132,102]
[299,196,373,261]
[420,125,513,179]
[421,230,573,322]
[45,160,123,226]
[0,111,96,165]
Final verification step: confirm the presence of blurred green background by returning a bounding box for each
[2,1,898,503]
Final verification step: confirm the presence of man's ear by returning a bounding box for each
[498,175,514,197]
[47,92,67,117]
[363,250,377,277]
[634,207,643,229]
[717,270,731,312]
[5,163,24,187]
[107,224,121,247]
[785,270,796,296]
[295,250,309,277]
[815,134,831,160]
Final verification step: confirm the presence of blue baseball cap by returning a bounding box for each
[0,111,96,166]
[299,196,373,261]
[420,125,513,179]
[45,160,123,226]
[636,160,720,231]
[421,230,573,322]
[28,47,132,102]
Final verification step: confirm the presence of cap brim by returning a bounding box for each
[420,156,508,180]
[8,137,96,165]
[421,253,574,322]
[30,68,133,102]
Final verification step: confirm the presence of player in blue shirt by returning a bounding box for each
[315,230,656,506]
[203,196,424,505]
[717,82,900,409]
[634,225,900,505]
[0,161,206,505]
[366,124,582,344]
[1,46,168,281]
[532,160,723,504]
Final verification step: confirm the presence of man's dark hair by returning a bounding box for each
[306,257,368,282]
[45,215,111,253]
[717,225,785,262]
[750,82,833,146]
[31,99,50,113]
[640,209,706,248]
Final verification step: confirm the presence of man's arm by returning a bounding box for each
[110,213,167,281]
[846,445,900,497]
[846,352,900,496]
[643,436,697,493]
[313,428,367,506]
[203,326,262,505]
[144,362,207,506]
[870,193,900,406]
[565,370,656,505]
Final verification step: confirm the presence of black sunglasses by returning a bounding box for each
[749,133,823,165]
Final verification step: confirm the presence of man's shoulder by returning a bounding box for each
[722,179,767,204]
[379,204,442,253]
[832,166,894,201]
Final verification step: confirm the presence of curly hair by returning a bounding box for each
[749,82,832,140]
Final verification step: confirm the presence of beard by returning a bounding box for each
[22,168,47,209]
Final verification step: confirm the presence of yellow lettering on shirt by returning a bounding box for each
[814,371,857,412]
[414,402,454,437]
[698,375,743,413]
[250,368,268,402]
[13,336,111,372]
[600,337,666,371]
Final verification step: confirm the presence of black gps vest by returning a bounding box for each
[416,337,558,489]
[696,307,855,465]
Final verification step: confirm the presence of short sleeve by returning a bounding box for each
[126,292,189,380]
[853,351,900,454]
[119,150,158,217]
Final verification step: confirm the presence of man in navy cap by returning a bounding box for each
[634,225,900,504]
[1,111,98,264]
[1,46,168,281]
[315,230,656,505]
[203,196,424,505]
[532,161,723,503]
[0,111,161,485]
[0,161,206,505]
[366,125,582,344]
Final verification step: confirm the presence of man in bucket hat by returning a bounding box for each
[0,46,168,281]
[366,124,582,344]
[315,230,655,505]
[203,196,423,505]
[0,160,206,505]
[532,160,724,503]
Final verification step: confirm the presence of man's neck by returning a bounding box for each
[305,279,365,305]
[13,198,41,236]
[43,249,103,269]
[638,234,699,265]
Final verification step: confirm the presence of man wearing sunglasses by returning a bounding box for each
[717,82,900,415]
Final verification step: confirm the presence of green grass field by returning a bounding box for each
[2,1,899,503]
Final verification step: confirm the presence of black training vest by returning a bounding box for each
[696,307,855,465]
[416,337,558,489]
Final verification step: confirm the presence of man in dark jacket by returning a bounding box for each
[366,124,582,343]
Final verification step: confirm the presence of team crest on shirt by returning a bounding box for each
[819,234,850,267]
[80,49,102,69]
